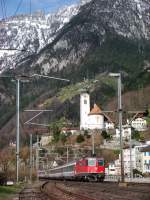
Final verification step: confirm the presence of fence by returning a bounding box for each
[105,175,150,183]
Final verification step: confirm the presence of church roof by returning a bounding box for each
[140,145,150,152]
[89,104,103,115]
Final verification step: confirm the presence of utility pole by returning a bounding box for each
[16,77,30,183]
[16,79,20,183]
[29,133,33,183]
[118,74,124,183]
[36,135,39,181]
[0,75,29,183]
[92,131,95,156]
[129,126,133,179]
[67,146,69,163]
[109,73,124,183]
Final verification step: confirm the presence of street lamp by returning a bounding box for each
[109,72,124,183]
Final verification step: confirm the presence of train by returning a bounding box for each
[39,157,105,182]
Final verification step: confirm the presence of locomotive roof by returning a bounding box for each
[49,157,104,171]
[49,161,76,171]
[79,157,104,160]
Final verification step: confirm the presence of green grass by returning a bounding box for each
[0,185,21,200]
[57,83,84,102]
[42,75,116,108]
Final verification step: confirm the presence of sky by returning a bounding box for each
[0,0,80,19]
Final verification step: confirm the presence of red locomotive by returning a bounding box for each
[39,157,105,182]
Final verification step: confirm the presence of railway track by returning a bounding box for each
[69,181,150,194]
[43,181,150,200]
[18,181,150,200]
[42,181,96,200]
[19,185,49,200]
[48,181,150,200]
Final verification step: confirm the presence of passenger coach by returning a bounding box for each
[40,157,105,182]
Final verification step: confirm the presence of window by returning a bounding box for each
[66,165,74,172]
[88,158,96,166]
[84,99,87,104]
[78,160,87,166]
[96,117,99,123]
[98,160,104,166]
[147,160,149,164]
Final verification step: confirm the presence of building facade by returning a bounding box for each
[108,142,150,176]
[87,104,104,130]
[131,117,147,132]
[80,91,113,130]
[115,126,131,139]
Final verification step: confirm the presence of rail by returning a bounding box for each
[42,181,96,200]
[19,186,49,200]
[55,183,96,200]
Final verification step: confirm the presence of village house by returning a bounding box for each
[106,141,150,176]
[115,125,131,139]
[131,117,147,132]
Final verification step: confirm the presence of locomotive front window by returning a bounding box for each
[88,158,96,166]
[79,160,88,166]
[98,160,104,166]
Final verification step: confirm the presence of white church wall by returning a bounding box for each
[87,114,104,130]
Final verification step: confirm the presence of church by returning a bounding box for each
[80,89,114,130]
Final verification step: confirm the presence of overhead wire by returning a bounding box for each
[0,0,5,19]
[13,0,24,17]
[2,0,7,19]
[29,0,31,15]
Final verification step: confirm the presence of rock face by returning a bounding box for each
[0,0,91,73]
[28,0,150,74]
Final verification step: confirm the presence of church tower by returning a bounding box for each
[80,89,90,130]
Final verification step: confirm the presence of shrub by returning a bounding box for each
[76,134,85,143]
[0,172,7,185]
[113,149,120,156]
[60,133,67,144]
[132,129,140,141]
[101,130,112,140]
[133,169,143,177]
[84,130,91,139]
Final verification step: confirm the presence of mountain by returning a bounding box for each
[0,0,91,73]
[26,0,150,75]
[0,0,150,147]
